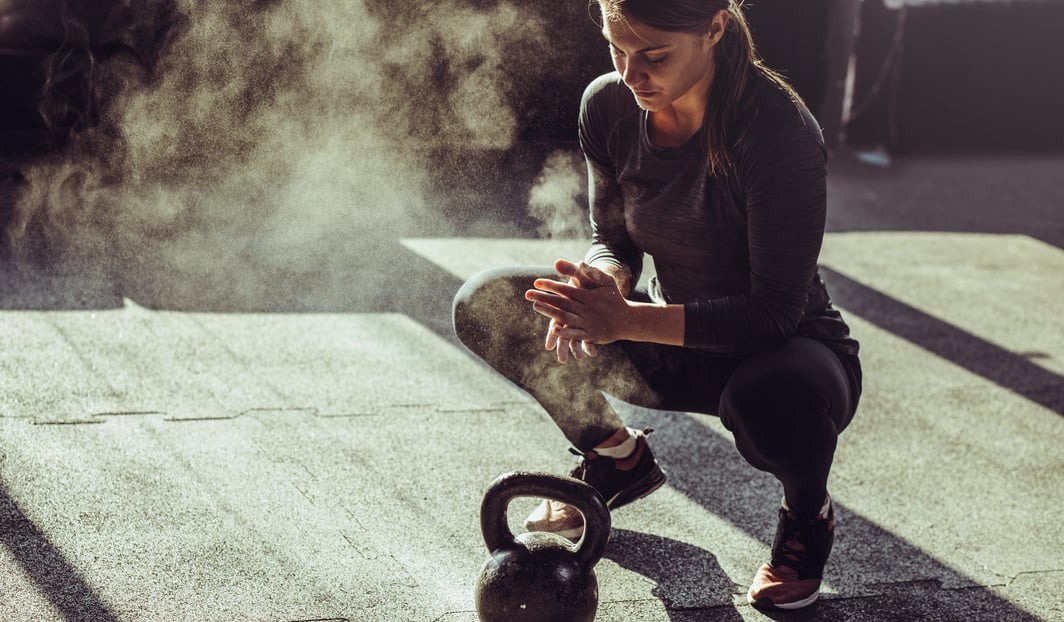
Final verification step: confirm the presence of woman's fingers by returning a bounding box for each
[545,319,560,351]
[556,336,596,363]
[554,258,581,278]
[555,259,613,288]
[556,337,570,364]
[545,317,571,364]
[568,338,586,361]
[531,301,583,328]
[574,262,614,287]
[527,287,584,326]
[554,324,591,341]
[531,278,583,299]
[545,318,597,364]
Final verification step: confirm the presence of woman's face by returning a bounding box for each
[600,9,722,113]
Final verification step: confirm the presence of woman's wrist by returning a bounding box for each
[623,302,685,346]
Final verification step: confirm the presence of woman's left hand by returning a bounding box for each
[526,268,631,345]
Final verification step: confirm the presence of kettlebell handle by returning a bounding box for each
[480,471,611,569]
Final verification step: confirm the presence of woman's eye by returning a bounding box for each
[608,45,664,66]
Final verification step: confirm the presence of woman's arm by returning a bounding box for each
[683,126,827,350]
[583,159,642,297]
[528,259,686,346]
[532,126,827,350]
[578,75,645,294]
[527,157,682,349]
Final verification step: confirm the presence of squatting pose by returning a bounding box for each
[454,0,862,610]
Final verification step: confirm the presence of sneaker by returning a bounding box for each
[747,498,835,610]
[524,428,666,540]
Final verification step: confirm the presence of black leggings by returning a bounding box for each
[453,266,861,518]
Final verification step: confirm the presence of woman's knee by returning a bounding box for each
[718,341,846,463]
[452,265,548,354]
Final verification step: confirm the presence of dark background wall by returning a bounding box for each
[846,0,1064,153]
[0,0,836,148]
[2,0,1062,154]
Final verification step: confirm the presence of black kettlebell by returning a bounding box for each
[474,471,611,622]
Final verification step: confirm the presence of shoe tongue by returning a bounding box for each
[781,496,832,519]
[594,430,637,459]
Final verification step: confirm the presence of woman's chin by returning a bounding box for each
[632,91,666,111]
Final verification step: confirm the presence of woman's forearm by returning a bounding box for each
[622,302,686,346]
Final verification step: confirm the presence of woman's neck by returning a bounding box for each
[647,106,703,148]
[647,66,715,148]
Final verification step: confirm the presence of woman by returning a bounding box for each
[453,0,861,611]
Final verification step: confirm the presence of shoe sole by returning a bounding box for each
[747,590,820,610]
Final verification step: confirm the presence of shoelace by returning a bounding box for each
[772,511,830,578]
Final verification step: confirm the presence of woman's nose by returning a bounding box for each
[621,61,645,88]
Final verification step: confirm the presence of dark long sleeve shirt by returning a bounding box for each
[579,71,858,358]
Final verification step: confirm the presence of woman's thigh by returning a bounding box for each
[617,340,742,413]
[719,337,857,435]
[625,337,857,429]
[453,265,671,410]
[456,271,857,434]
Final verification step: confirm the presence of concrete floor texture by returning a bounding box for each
[1,152,1063,621]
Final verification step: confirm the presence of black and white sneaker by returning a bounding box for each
[747,498,836,610]
[524,428,666,539]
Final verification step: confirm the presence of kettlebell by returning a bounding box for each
[474,471,610,622]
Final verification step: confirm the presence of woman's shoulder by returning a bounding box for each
[728,72,827,186]
[581,71,638,118]
[739,71,824,146]
[579,72,641,160]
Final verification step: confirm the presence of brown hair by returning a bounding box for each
[598,0,804,175]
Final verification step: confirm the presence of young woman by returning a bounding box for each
[453,0,861,610]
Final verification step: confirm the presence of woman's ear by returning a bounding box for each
[704,9,730,47]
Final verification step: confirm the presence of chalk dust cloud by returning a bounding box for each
[6,0,553,311]
[527,149,590,240]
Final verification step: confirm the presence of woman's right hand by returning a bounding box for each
[541,260,629,363]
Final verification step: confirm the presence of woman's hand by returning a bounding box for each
[544,317,597,363]
[527,259,631,359]
[537,260,612,363]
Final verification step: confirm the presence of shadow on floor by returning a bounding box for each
[0,487,121,622]
[604,528,744,621]
[820,266,1064,418]
[609,408,1042,621]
